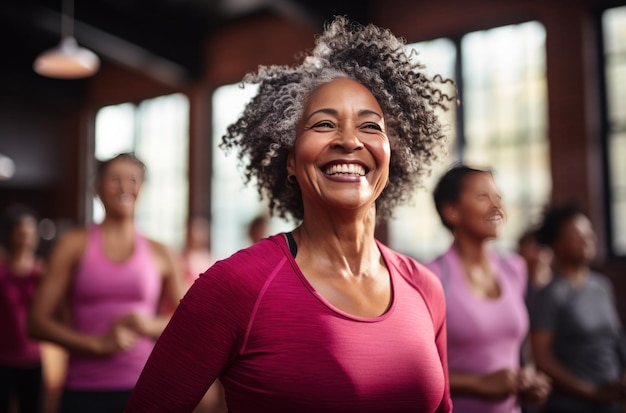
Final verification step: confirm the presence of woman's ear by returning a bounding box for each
[442,203,459,228]
[286,149,296,177]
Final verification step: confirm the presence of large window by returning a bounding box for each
[211,83,292,260]
[389,21,550,261]
[388,39,458,261]
[603,6,626,256]
[94,93,189,249]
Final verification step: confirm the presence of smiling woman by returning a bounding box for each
[27,153,184,413]
[427,164,551,413]
[126,16,455,413]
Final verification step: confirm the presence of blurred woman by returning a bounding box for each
[517,228,553,308]
[0,205,44,413]
[531,203,626,413]
[427,165,550,413]
[28,153,183,413]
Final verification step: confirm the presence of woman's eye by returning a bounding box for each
[362,123,382,131]
[313,121,334,129]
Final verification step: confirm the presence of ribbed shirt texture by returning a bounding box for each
[126,234,452,412]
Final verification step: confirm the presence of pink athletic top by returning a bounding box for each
[0,259,41,367]
[427,246,528,413]
[65,225,161,390]
[126,234,452,413]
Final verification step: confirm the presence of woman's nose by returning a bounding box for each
[331,129,363,152]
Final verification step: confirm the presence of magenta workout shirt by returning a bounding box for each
[126,234,452,413]
[66,225,161,390]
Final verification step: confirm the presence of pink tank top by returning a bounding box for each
[65,225,161,390]
[0,260,41,367]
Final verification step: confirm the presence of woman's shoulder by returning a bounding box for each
[378,242,444,296]
[50,227,88,256]
[197,235,289,287]
[493,249,524,269]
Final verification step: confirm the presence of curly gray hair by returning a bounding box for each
[221,16,455,222]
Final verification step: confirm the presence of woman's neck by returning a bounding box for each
[452,233,491,265]
[6,247,37,277]
[294,207,379,277]
[553,259,589,284]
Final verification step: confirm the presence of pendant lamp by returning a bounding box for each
[33,0,100,79]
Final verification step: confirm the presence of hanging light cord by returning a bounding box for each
[61,0,74,39]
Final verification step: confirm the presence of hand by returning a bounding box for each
[117,312,154,337]
[97,318,139,355]
[591,379,626,403]
[477,369,519,400]
[518,365,551,407]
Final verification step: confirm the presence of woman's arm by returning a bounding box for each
[27,229,136,355]
[531,329,622,402]
[449,369,519,400]
[434,321,452,413]
[125,267,237,412]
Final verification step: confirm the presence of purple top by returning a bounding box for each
[0,260,41,367]
[126,234,452,413]
[66,225,161,390]
[427,245,528,413]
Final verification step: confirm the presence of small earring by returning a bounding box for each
[287,175,297,185]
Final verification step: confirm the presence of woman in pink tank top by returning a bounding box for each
[0,205,44,413]
[427,165,551,413]
[28,153,184,413]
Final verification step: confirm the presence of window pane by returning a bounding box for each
[609,133,626,254]
[388,38,457,261]
[211,83,293,260]
[134,93,189,248]
[603,6,626,255]
[93,103,136,224]
[94,103,136,159]
[463,21,549,251]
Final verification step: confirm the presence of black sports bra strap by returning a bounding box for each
[284,232,298,258]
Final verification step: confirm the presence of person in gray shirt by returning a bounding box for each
[530,203,626,413]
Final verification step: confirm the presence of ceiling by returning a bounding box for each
[1,0,373,100]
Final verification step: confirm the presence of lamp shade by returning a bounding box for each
[34,36,100,79]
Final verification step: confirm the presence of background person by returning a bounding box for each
[126,16,455,413]
[530,202,626,413]
[246,214,268,245]
[0,205,44,413]
[427,164,550,413]
[28,153,184,413]
[517,228,553,308]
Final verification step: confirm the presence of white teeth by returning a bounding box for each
[324,163,366,176]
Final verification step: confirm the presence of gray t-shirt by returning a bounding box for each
[530,272,625,412]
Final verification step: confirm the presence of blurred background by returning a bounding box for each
[0,0,624,315]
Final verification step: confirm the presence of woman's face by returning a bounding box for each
[554,214,597,264]
[288,78,390,217]
[447,172,505,240]
[97,159,144,219]
[10,215,39,252]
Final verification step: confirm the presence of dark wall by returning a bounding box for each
[0,94,67,220]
